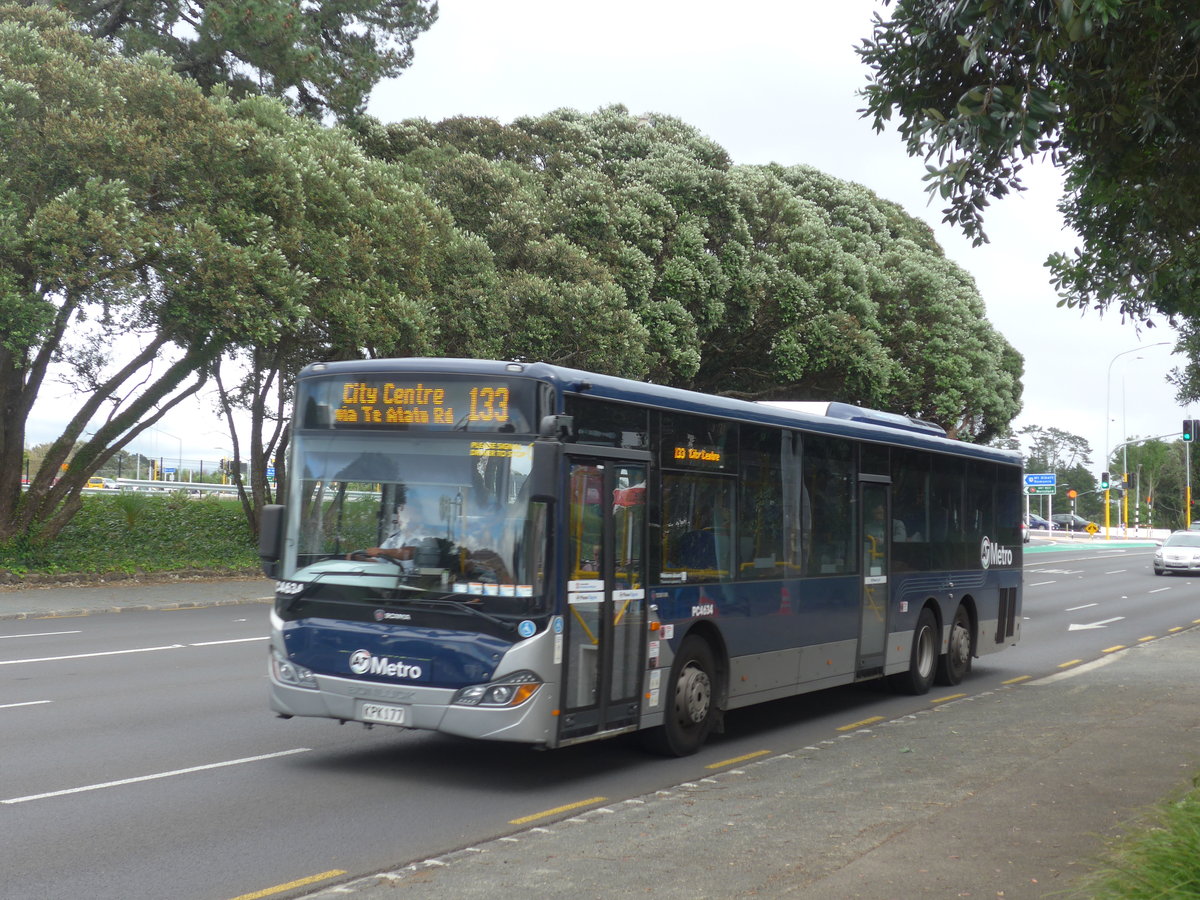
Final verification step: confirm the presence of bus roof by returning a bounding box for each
[297,358,1022,467]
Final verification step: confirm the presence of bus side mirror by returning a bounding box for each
[539,414,573,440]
[259,504,285,577]
[529,442,561,504]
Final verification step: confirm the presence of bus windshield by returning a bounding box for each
[287,433,548,608]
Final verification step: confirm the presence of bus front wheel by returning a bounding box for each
[889,607,937,695]
[643,636,717,756]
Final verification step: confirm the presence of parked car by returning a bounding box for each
[1051,513,1096,532]
[1027,513,1056,530]
[85,476,117,490]
[1153,531,1200,575]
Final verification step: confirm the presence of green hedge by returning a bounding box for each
[0,492,258,576]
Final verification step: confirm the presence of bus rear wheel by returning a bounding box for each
[889,607,937,695]
[643,635,717,756]
[936,604,972,686]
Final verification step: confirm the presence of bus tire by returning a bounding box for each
[889,607,937,695]
[936,604,972,686]
[642,635,717,757]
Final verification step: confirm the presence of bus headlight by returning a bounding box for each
[452,671,542,707]
[271,649,317,689]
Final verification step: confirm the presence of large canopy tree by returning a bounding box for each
[49,0,438,121]
[357,107,1023,442]
[857,1,1200,338]
[0,7,458,544]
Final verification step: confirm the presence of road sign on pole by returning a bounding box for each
[1024,473,1056,491]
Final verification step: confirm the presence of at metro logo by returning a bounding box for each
[979,536,1014,569]
[348,649,425,680]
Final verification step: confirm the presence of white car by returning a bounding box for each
[1153,531,1200,575]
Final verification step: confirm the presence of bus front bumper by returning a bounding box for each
[269,671,558,747]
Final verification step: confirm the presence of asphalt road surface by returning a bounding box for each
[1,541,1195,900]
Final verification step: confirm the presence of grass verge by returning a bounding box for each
[1073,783,1200,898]
[0,492,258,578]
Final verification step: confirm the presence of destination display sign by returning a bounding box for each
[301,375,536,433]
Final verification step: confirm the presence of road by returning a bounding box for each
[1,541,1195,900]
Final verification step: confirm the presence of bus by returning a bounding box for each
[260,358,1022,756]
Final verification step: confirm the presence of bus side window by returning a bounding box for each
[802,433,855,576]
[661,472,734,583]
[737,426,786,579]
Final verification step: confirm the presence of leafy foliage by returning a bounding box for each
[356,107,1023,442]
[2,10,1028,551]
[53,0,438,121]
[857,0,1200,335]
[0,494,256,575]
[1074,786,1200,899]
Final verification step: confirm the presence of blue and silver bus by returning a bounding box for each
[260,358,1022,755]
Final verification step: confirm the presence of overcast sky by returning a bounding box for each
[365,0,1185,472]
[31,0,1187,472]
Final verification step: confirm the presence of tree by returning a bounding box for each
[0,8,454,545]
[356,107,1023,441]
[53,0,438,121]
[857,1,1200,329]
[707,164,1022,441]
[207,102,496,527]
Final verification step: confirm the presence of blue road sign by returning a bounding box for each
[1024,473,1056,486]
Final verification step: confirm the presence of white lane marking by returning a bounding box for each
[1,748,312,805]
[0,645,185,665]
[0,630,82,640]
[0,700,52,710]
[1066,603,1098,611]
[0,637,268,665]
[1149,587,1172,594]
[1029,580,1057,586]
[1067,616,1125,631]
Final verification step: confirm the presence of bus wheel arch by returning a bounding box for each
[642,626,726,757]
[936,598,975,686]
[889,602,939,695]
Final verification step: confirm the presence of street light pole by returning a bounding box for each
[156,429,183,482]
[1104,342,1171,538]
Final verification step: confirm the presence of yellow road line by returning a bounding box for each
[227,870,346,900]
[836,715,885,732]
[1102,645,1126,654]
[1058,659,1083,669]
[510,796,607,825]
[1138,635,1156,643]
[1002,675,1031,685]
[1169,627,1184,633]
[705,750,771,770]
[930,693,966,705]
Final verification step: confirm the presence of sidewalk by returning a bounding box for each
[0,575,273,620]
[307,630,1200,900]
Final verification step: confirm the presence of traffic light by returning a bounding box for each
[1184,419,1195,442]
[1100,471,1110,490]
